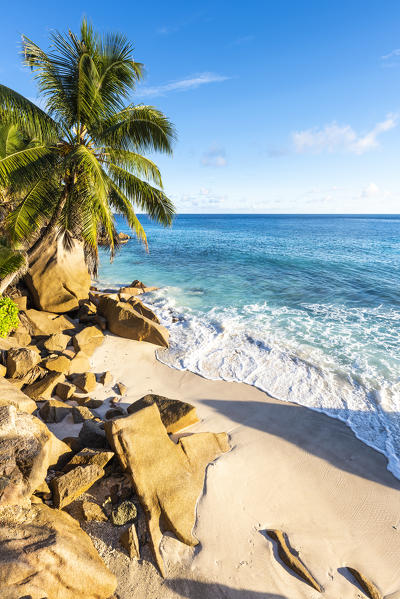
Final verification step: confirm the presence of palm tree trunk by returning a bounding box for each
[27,192,67,266]
[0,271,18,295]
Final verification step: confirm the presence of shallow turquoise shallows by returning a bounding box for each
[98,214,400,478]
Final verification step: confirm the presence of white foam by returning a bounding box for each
[141,288,400,480]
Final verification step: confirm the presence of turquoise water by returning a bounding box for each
[98,214,400,478]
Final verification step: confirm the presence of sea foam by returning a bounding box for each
[141,288,400,480]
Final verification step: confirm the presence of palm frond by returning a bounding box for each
[5,178,59,243]
[96,104,175,153]
[108,163,175,225]
[0,84,59,141]
[106,177,148,249]
[102,148,163,186]
[0,244,26,279]
[0,145,54,187]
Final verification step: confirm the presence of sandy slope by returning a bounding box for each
[51,334,400,599]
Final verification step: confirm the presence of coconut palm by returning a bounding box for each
[0,19,175,291]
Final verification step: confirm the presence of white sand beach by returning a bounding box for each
[50,333,400,599]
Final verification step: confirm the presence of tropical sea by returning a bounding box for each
[98,214,400,479]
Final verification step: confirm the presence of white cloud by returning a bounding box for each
[382,49,400,60]
[293,114,398,155]
[176,187,227,211]
[361,182,380,198]
[138,72,230,97]
[201,145,227,167]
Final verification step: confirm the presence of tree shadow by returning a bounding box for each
[199,398,400,490]
[164,578,285,599]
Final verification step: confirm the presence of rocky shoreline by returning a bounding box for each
[1,276,400,599]
[0,279,230,598]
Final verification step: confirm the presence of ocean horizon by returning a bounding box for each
[98,213,400,478]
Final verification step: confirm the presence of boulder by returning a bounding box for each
[72,405,95,423]
[11,322,31,346]
[120,523,140,558]
[62,436,82,452]
[25,237,91,313]
[72,325,104,356]
[127,394,199,433]
[51,464,105,508]
[116,381,127,395]
[0,376,36,413]
[77,300,97,323]
[72,372,97,393]
[81,499,108,522]
[24,371,64,400]
[99,370,113,386]
[0,502,117,598]
[126,298,160,323]
[42,354,71,373]
[76,396,103,409]
[39,398,71,423]
[56,380,76,400]
[98,296,169,347]
[119,287,143,297]
[105,407,126,420]
[110,500,137,526]
[63,448,114,473]
[68,350,90,374]
[105,402,230,575]
[43,332,71,352]
[0,364,6,377]
[12,294,27,311]
[24,309,75,336]
[79,419,108,449]
[6,347,41,379]
[0,404,69,506]
[10,365,46,390]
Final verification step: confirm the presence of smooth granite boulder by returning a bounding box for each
[25,237,91,313]
[98,295,169,347]
[0,376,36,413]
[6,347,41,379]
[68,350,91,374]
[42,354,71,373]
[24,309,75,336]
[0,405,69,506]
[72,325,104,356]
[10,323,31,346]
[43,332,71,352]
[126,298,160,323]
[127,394,199,433]
[105,402,230,575]
[0,502,117,599]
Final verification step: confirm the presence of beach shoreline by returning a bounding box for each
[77,314,400,599]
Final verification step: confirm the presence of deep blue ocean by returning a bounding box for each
[98,214,400,478]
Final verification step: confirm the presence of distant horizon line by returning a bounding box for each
[134,212,400,217]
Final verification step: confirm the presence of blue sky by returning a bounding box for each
[2,0,400,213]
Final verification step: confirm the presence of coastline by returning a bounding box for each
[75,323,400,598]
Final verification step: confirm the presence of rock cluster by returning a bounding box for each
[0,277,231,596]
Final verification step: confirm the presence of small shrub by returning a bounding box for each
[0,296,19,338]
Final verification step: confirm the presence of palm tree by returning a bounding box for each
[0,19,175,292]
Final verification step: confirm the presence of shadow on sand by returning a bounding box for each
[198,397,400,491]
[164,578,285,599]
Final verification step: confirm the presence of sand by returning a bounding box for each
[51,333,400,599]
